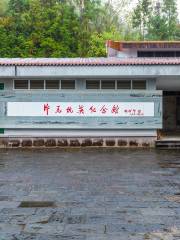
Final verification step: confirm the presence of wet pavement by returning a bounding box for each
[0,149,180,239]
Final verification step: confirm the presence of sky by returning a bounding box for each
[105,0,180,20]
[176,1,180,19]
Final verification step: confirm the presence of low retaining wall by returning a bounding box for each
[0,137,156,148]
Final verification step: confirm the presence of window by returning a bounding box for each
[132,80,146,90]
[101,80,115,89]
[176,52,180,57]
[46,80,59,89]
[155,51,175,57]
[14,80,28,89]
[0,83,4,90]
[13,80,76,90]
[117,80,131,89]
[86,80,100,89]
[85,79,147,90]
[61,80,75,89]
[30,80,44,89]
[0,128,4,134]
[138,51,177,57]
[138,51,154,57]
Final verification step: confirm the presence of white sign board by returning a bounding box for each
[7,102,154,117]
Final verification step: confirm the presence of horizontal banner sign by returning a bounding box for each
[7,102,154,117]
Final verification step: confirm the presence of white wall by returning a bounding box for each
[117,49,137,58]
[157,77,180,91]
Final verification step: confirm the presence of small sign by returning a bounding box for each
[0,83,4,90]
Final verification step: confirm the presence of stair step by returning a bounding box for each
[156,140,180,149]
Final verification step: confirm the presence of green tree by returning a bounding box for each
[87,30,122,57]
[147,15,168,40]
[146,0,178,40]
[25,0,80,57]
[75,0,103,56]
[147,1,168,40]
[8,0,29,14]
[0,0,153,57]
[132,0,152,40]
[0,0,8,17]
[163,0,178,40]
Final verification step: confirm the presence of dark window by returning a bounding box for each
[138,51,154,57]
[61,80,75,89]
[117,80,131,89]
[30,80,44,89]
[0,128,4,134]
[138,51,176,57]
[132,80,146,90]
[155,51,175,57]
[86,80,100,89]
[176,51,180,57]
[14,80,28,89]
[101,80,115,89]
[0,83,4,90]
[46,80,59,89]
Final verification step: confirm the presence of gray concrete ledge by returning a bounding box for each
[0,137,156,148]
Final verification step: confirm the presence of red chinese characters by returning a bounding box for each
[111,105,119,114]
[77,105,85,115]
[89,105,96,113]
[42,103,146,117]
[66,106,73,114]
[44,103,50,115]
[100,105,108,114]
[55,105,62,114]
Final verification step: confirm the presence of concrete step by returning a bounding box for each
[156,139,180,149]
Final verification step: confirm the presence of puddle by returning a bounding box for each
[0,196,12,201]
[66,215,86,224]
[18,201,56,208]
[159,162,180,168]
[165,195,180,203]
[48,212,65,223]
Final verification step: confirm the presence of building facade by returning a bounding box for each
[0,41,180,147]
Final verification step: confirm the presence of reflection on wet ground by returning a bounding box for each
[0,149,180,239]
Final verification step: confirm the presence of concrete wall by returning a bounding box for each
[4,129,157,137]
[1,65,180,78]
[14,66,180,77]
[0,90,162,130]
[1,78,156,91]
[157,77,180,91]
[0,136,156,148]
[0,65,166,140]
[117,49,137,58]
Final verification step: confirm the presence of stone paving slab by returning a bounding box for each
[24,223,65,234]
[0,149,180,239]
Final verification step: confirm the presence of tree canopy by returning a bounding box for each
[0,0,179,57]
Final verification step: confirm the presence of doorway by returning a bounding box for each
[163,91,180,135]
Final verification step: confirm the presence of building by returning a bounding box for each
[0,41,180,148]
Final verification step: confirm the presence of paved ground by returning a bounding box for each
[0,149,180,240]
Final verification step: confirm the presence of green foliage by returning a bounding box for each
[132,0,152,40]
[0,0,125,57]
[0,0,179,58]
[132,0,179,40]
[88,30,122,57]
[0,0,8,16]
[147,14,168,40]
[163,0,178,39]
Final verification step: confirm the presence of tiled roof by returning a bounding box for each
[0,57,180,66]
[106,40,180,51]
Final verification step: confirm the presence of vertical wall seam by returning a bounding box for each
[15,66,17,77]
